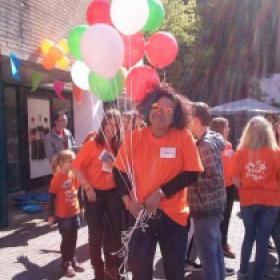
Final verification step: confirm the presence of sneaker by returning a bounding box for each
[237,271,248,280]
[223,244,236,259]
[268,240,277,253]
[185,261,203,272]
[225,267,235,277]
[71,259,85,273]
[60,262,75,278]
[267,266,280,278]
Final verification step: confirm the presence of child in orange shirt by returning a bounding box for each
[48,150,84,278]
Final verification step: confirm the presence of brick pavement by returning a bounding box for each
[0,202,278,280]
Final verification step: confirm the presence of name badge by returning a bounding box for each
[160,147,176,158]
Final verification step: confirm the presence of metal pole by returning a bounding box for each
[0,53,8,228]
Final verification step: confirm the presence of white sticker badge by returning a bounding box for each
[160,147,176,159]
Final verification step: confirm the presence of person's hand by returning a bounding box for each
[86,188,96,202]
[48,216,56,228]
[123,195,143,218]
[144,189,165,214]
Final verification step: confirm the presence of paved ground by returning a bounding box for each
[0,200,278,280]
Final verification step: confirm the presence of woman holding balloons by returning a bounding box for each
[113,86,203,280]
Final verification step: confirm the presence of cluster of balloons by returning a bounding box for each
[68,0,178,102]
[40,39,70,70]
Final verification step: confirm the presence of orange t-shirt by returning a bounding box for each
[49,172,80,218]
[72,140,115,190]
[114,127,203,226]
[222,141,234,187]
[232,147,280,207]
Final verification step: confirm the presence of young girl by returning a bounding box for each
[48,149,84,278]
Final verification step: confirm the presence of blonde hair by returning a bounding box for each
[238,116,278,150]
[51,150,75,174]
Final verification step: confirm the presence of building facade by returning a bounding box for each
[0,0,94,227]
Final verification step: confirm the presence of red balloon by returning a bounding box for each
[122,33,145,68]
[146,32,178,69]
[126,66,160,102]
[86,0,113,25]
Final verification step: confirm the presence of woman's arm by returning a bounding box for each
[72,168,96,202]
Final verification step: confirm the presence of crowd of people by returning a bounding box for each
[44,85,280,280]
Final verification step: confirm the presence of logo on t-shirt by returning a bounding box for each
[246,160,266,181]
[63,179,77,205]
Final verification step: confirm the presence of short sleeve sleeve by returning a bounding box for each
[72,140,94,171]
[232,149,242,178]
[182,130,204,172]
[49,177,59,194]
[114,132,134,173]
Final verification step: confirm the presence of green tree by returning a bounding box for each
[161,0,201,88]
[182,0,280,105]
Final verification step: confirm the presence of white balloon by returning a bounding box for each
[71,61,90,90]
[111,0,149,35]
[80,24,124,79]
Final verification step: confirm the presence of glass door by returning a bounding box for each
[4,87,21,192]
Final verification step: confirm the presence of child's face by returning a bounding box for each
[60,158,73,173]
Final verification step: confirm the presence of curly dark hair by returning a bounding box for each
[95,109,121,155]
[137,85,190,130]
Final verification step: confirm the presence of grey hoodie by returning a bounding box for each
[188,129,226,218]
[43,128,76,162]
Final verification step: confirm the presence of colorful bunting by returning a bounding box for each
[31,71,43,92]
[10,52,21,81]
[53,80,65,100]
[73,84,83,104]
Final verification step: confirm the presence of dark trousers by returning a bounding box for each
[85,188,123,279]
[240,205,279,280]
[129,210,187,280]
[220,185,236,246]
[57,215,80,263]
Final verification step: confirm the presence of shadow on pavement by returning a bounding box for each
[12,255,62,280]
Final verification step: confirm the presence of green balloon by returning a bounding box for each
[68,25,88,60]
[143,0,165,33]
[89,70,124,102]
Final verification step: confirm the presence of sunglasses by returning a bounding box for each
[151,102,174,114]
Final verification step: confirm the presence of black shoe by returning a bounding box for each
[185,261,203,272]
[268,240,277,252]
[225,267,235,277]
[71,259,85,273]
[60,261,75,278]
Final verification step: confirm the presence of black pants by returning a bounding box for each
[85,188,123,279]
[220,185,236,246]
[57,215,80,263]
[129,210,187,280]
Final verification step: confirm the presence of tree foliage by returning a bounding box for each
[181,0,280,105]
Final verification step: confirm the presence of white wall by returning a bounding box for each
[259,74,280,103]
[73,92,104,146]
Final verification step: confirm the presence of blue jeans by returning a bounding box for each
[240,205,279,280]
[129,210,187,280]
[193,214,225,280]
[57,215,80,262]
[272,211,280,266]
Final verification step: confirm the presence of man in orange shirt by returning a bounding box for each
[113,86,203,280]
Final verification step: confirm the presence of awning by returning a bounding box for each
[211,98,280,115]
